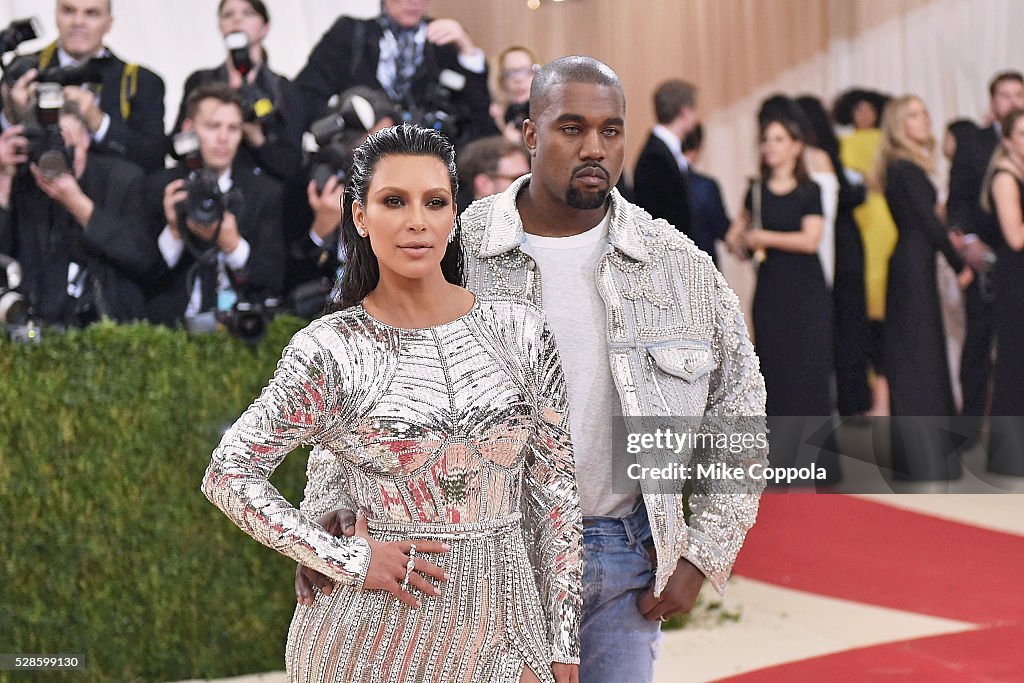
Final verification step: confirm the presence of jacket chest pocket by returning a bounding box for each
[644,340,715,415]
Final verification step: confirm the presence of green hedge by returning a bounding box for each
[0,318,313,682]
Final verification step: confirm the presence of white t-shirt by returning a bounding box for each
[523,213,640,518]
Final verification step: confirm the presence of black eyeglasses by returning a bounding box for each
[501,64,540,81]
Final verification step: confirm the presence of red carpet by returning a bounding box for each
[717,494,1024,681]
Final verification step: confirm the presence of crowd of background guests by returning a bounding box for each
[1,0,1022,476]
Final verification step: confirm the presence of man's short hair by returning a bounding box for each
[58,0,113,14]
[184,82,244,121]
[458,136,526,185]
[990,70,1024,98]
[653,79,697,124]
[528,55,624,121]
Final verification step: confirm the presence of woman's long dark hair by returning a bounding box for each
[329,124,465,312]
[795,95,840,158]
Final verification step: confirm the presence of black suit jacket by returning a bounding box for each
[948,123,1000,245]
[687,170,729,261]
[143,163,286,326]
[0,154,152,325]
[294,15,496,144]
[633,132,692,235]
[171,65,305,184]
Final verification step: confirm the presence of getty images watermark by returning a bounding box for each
[612,415,1024,493]
[622,425,830,486]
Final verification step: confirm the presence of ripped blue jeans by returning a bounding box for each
[580,503,662,683]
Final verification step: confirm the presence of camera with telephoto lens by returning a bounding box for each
[172,131,242,228]
[400,69,467,142]
[0,254,40,343]
[0,17,41,56]
[306,87,390,193]
[3,53,109,88]
[224,32,274,123]
[20,83,74,179]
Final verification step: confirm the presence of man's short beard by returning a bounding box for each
[565,187,609,210]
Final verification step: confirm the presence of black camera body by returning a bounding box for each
[20,83,74,179]
[3,53,109,88]
[224,32,274,124]
[0,17,41,56]
[181,169,242,226]
[504,101,529,131]
[172,131,243,230]
[306,88,391,193]
[183,295,278,346]
[401,69,467,142]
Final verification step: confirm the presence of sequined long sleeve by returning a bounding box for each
[523,313,584,665]
[201,325,372,588]
[682,268,768,594]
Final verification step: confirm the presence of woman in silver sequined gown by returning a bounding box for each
[201,125,582,683]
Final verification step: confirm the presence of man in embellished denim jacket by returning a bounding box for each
[296,56,767,683]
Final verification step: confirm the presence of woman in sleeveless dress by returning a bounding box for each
[202,124,582,683]
[725,115,831,483]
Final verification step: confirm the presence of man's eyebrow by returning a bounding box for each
[552,113,625,126]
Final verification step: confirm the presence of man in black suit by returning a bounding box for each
[681,123,729,264]
[633,79,699,237]
[948,70,1024,432]
[1,0,166,173]
[145,83,284,328]
[293,0,496,146]
[0,104,151,326]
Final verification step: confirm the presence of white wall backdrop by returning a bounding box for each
[0,0,381,130]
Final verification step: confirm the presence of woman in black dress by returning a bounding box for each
[797,95,871,416]
[982,108,1024,476]
[726,116,831,480]
[876,95,974,480]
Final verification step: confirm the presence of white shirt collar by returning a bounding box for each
[653,124,689,172]
[57,46,108,67]
[218,169,234,193]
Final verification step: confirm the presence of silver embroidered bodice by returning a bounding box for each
[459,175,769,597]
[202,298,583,665]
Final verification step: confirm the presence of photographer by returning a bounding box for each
[1,0,166,174]
[145,83,283,328]
[286,86,397,300]
[294,0,496,147]
[0,103,151,327]
[169,0,303,185]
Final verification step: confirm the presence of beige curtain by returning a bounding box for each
[432,0,1023,198]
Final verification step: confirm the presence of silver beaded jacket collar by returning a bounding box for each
[460,174,769,596]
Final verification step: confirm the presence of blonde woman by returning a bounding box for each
[489,46,541,143]
[876,96,973,480]
[981,108,1024,476]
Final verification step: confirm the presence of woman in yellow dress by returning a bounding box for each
[835,89,896,415]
